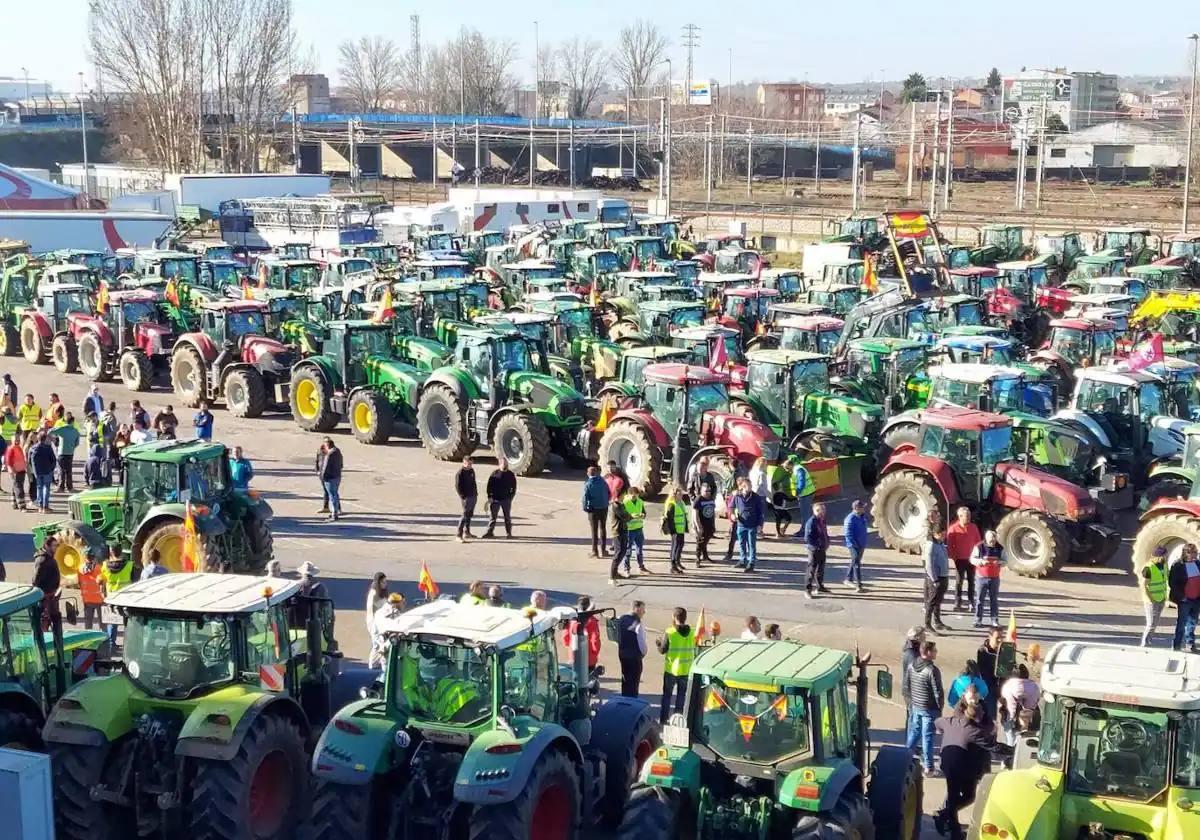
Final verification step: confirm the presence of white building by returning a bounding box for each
[1044,119,1184,170]
[1002,69,1119,133]
[0,76,52,102]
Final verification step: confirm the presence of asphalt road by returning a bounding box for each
[0,359,1155,837]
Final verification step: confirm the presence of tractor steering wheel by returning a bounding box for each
[1102,718,1149,751]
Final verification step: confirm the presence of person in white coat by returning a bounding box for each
[365,572,388,659]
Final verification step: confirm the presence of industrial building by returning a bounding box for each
[1001,69,1119,132]
[1043,119,1186,174]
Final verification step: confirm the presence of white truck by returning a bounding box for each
[445,187,630,234]
[164,173,332,216]
[801,242,864,282]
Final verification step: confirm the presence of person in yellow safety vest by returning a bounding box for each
[459,579,487,605]
[1141,546,1169,647]
[663,485,688,575]
[765,459,794,538]
[789,457,815,531]
[623,486,649,574]
[655,607,695,725]
[16,394,42,434]
[399,650,482,721]
[100,546,135,648]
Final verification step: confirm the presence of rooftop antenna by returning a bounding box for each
[410,14,422,109]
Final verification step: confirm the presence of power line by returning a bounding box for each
[681,23,701,101]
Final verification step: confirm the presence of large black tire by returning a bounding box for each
[171,345,207,408]
[995,509,1069,578]
[50,742,131,840]
[0,323,17,356]
[598,420,664,497]
[242,515,274,574]
[290,367,339,432]
[0,708,43,751]
[492,412,551,476]
[224,368,268,418]
[876,423,920,468]
[867,745,923,840]
[50,520,108,585]
[792,790,875,840]
[348,390,394,445]
[78,332,112,381]
[595,705,660,829]
[468,749,580,840]
[188,713,308,840]
[615,785,682,840]
[1132,512,1200,575]
[310,780,381,840]
[417,384,475,462]
[871,470,943,554]
[1143,478,1192,508]
[138,519,231,573]
[119,351,154,391]
[53,334,78,373]
[20,319,48,364]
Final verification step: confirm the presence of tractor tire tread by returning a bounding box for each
[467,749,579,840]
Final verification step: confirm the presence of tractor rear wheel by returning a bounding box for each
[1133,512,1200,575]
[224,368,268,418]
[792,790,874,840]
[78,332,112,381]
[20,319,48,364]
[598,420,664,497]
[171,345,207,408]
[53,335,78,373]
[290,367,338,432]
[615,786,682,840]
[349,390,394,445]
[871,469,943,554]
[189,713,308,840]
[0,709,43,751]
[417,384,475,462]
[244,514,274,573]
[119,351,153,391]
[311,780,383,840]
[876,423,920,468]
[995,509,1069,578]
[0,324,16,356]
[492,412,550,476]
[468,748,580,840]
[139,519,230,573]
[50,742,131,840]
[51,521,108,586]
[596,706,660,829]
[867,745,923,840]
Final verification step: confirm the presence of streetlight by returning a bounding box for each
[1185,33,1199,232]
[533,21,540,122]
[78,72,90,201]
[20,67,29,104]
[662,58,673,213]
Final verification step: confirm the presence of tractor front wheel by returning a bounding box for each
[417,384,475,462]
[244,514,274,574]
[52,335,78,374]
[468,749,580,840]
[171,345,207,408]
[598,421,664,497]
[224,368,268,418]
[1133,512,1200,575]
[792,790,874,840]
[50,742,131,840]
[78,332,112,381]
[139,519,230,573]
[349,390,394,445]
[51,521,108,585]
[492,412,550,476]
[189,713,308,840]
[0,709,43,751]
[0,323,17,356]
[20,320,48,364]
[995,509,1069,578]
[867,744,923,840]
[119,351,153,391]
[615,786,683,840]
[871,469,943,554]
[290,367,338,432]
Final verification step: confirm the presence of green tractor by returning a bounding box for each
[972,224,1027,265]
[608,299,707,348]
[416,327,591,475]
[596,346,696,400]
[309,597,659,839]
[525,297,626,393]
[1065,253,1129,290]
[0,255,41,354]
[289,320,425,445]
[32,439,274,581]
[44,572,345,840]
[1094,226,1156,266]
[617,638,922,840]
[570,246,623,293]
[0,582,106,750]
[261,288,327,356]
[834,337,931,416]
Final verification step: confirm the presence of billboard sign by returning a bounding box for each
[688,82,712,106]
[1007,77,1072,102]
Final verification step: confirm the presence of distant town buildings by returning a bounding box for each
[288,74,331,115]
[757,83,826,123]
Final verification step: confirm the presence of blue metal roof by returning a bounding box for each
[284,112,622,129]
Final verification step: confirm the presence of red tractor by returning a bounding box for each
[871,406,1120,578]
[54,289,176,390]
[1029,317,1119,399]
[595,363,781,497]
[169,299,295,418]
[18,283,95,366]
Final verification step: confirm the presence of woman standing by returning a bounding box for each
[748,457,770,537]
[365,572,388,637]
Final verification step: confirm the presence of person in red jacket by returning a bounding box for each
[561,595,602,671]
[945,507,982,613]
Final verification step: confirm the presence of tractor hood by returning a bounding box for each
[394,335,450,371]
[134,322,173,355]
[702,412,783,460]
[241,336,294,371]
[994,462,1095,520]
[504,371,588,421]
[363,355,424,403]
[804,392,884,438]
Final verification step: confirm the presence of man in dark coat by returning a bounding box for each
[483,457,517,539]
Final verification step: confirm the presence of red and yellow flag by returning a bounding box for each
[863,253,879,293]
[418,560,439,599]
[180,502,199,572]
[695,606,708,643]
[372,287,395,324]
[241,280,253,300]
[96,281,110,315]
[593,396,616,433]
[258,263,269,289]
[165,278,179,307]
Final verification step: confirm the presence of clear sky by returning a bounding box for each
[3,0,1195,93]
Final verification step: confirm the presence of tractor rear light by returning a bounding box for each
[980,825,1010,838]
[206,714,231,726]
[334,719,365,735]
[485,743,522,754]
[648,761,673,776]
[792,783,820,799]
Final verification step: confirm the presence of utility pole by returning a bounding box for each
[430,117,436,189]
[665,59,674,213]
[814,121,821,195]
[410,15,422,109]
[569,120,576,188]
[943,90,954,210]
[1015,122,1027,210]
[657,98,666,202]
[906,100,916,199]
[681,24,701,103]
[529,119,535,187]
[851,111,862,212]
[706,112,714,204]
[533,21,540,123]
[719,114,727,185]
[746,126,753,197]
[474,119,481,186]
[291,104,299,174]
[79,85,90,200]
[1035,94,1047,211]
[929,91,942,216]
[782,124,789,193]
[459,45,466,117]
[347,119,356,191]
[1185,33,1199,232]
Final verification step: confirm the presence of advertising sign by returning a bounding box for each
[688,82,712,106]
[1008,77,1071,102]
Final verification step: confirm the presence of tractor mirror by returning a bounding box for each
[876,670,893,700]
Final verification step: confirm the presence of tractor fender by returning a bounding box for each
[23,310,52,338]
[779,762,862,813]
[486,403,531,439]
[42,673,139,747]
[293,356,342,391]
[70,315,114,348]
[176,331,218,361]
[880,452,961,507]
[969,766,1058,840]
[421,368,481,403]
[454,723,583,806]
[0,685,46,728]
[1147,464,1194,485]
[612,408,671,448]
[311,698,405,785]
[880,411,923,440]
[1140,498,1200,524]
[1050,409,1113,449]
[176,689,308,762]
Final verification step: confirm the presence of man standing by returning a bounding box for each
[804,502,831,597]
[790,458,815,534]
[656,607,695,725]
[663,486,688,575]
[2,373,18,410]
[153,404,178,439]
[686,455,718,502]
[946,506,981,613]
[905,640,944,777]
[603,460,627,504]
[320,437,343,521]
[741,616,763,640]
[923,523,951,633]
[229,446,254,490]
[731,476,765,572]
[608,491,632,584]
[842,499,869,592]
[976,625,1004,722]
[4,432,26,510]
[29,431,57,513]
[582,465,611,558]
[623,486,649,573]
[129,400,150,431]
[51,412,80,492]
[78,556,105,631]
[616,600,647,698]
[483,457,517,539]
[455,456,478,542]
[1140,547,1169,646]
[1169,544,1200,652]
[529,590,548,611]
[82,384,104,419]
[970,530,1004,628]
[17,394,42,436]
[193,401,214,440]
[691,482,717,567]
[141,549,169,579]
[315,442,329,513]
[31,535,62,631]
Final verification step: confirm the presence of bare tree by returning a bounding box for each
[338,36,405,112]
[613,20,668,118]
[558,38,607,119]
[426,28,517,115]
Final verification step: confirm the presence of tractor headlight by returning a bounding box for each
[1038,489,1070,518]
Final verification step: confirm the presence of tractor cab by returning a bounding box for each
[914,407,1015,503]
[633,300,707,343]
[636,217,681,242]
[698,233,749,255]
[276,242,313,260]
[994,260,1046,302]
[569,248,622,292]
[1095,226,1156,265]
[1065,367,1177,462]
[1068,254,1128,286]
[33,283,93,331]
[461,230,505,262]
[198,259,244,294]
[1043,318,1118,368]
[397,282,465,338]
[904,294,986,343]
[345,243,400,266]
[948,266,1001,298]
[319,320,395,386]
[412,258,470,283]
[132,250,201,288]
[323,256,375,285]
[1145,357,1200,421]
[709,248,762,274]
[640,364,737,446]
[976,224,1027,263]
[49,249,108,276]
[614,235,670,270]
[1129,263,1188,293]
[1164,233,1200,283]
[927,363,1051,417]
[828,214,885,250]
[935,335,1018,367]
[720,286,779,331]
[662,259,701,285]
[256,257,322,293]
[191,300,271,352]
[582,221,631,248]
[671,325,744,372]
[614,347,694,392]
[821,259,867,288]
[413,229,458,254]
[802,281,865,318]
[935,245,972,269]
[758,268,803,300]
[39,263,97,293]
[839,337,929,414]
[262,291,320,346]
[778,315,845,355]
[1082,276,1146,304]
[104,288,171,344]
[522,277,572,298]
[1034,231,1086,271]
[767,301,836,325]
[612,270,681,303]
[699,273,755,311]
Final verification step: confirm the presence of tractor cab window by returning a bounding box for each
[5,276,31,304]
[686,382,729,426]
[558,307,594,338]
[184,457,227,502]
[391,307,417,336]
[161,259,198,282]
[0,606,42,693]
[55,290,92,317]
[893,349,926,384]
[1174,715,1200,788]
[392,640,492,725]
[205,246,235,262]
[952,302,984,327]
[670,307,705,331]
[748,364,784,417]
[930,377,984,409]
[121,301,159,325]
[981,426,1012,466]
[1049,329,1090,365]
[696,676,811,763]
[287,265,320,288]
[348,328,391,359]
[458,283,488,311]
[500,633,557,722]
[593,251,620,273]
[123,614,236,699]
[209,263,241,286]
[269,296,308,326]
[226,309,266,339]
[1138,381,1165,421]
[434,264,468,280]
[1065,703,1169,803]
[1170,241,1199,259]
[494,337,532,373]
[989,378,1025,413]
[427,291,460,321]
[125,459,180,524]
[792,360,829,397]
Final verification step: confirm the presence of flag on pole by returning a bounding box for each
[180,502,199,572]
[418,561,439,599]
[863,254,879,293]
[709,335,729,369]
[754,255,764,282]
[1006,609,1018,643]
[165,278,179,307]
[630,254,640,272]
[372,287,395,324]
[695,606,708,644]
[96,281,109,315]
[593,396,615,433]
[241,279,253,300]
[1126,333,1164,372]
[258,263,268,289]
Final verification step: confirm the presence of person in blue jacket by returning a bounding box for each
[843,499,870,592]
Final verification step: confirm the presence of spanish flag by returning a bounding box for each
[1006,609,1018,643]
[418,561,439,599]
[695,606,707,643]
[863,253,878,293]
[242,280,253,300]
[372,287,395,324]
[165,278,179,307]
[258,263,268,289]
[180,502,199,572]
[96,280,109,315]
[593,396,615,433]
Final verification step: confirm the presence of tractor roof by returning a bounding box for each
[850,336,927,353]
[936,335,1011,351]
[700,274,756,284]
[640,299,705,313]
[108,289,160,303]
[725,287,779,298]
[769,302,833,317]
[948,266,1000,278]
[137,249,195,260]
[0,582,45,615]
[691,639,851,694]
[476,312,553,326]
[1086,276,1137,288]
[643,363,731,387]
[921,406,1010,431]
[748,348,829,366]
[259,256,320,267]
[807,281,860,293]
[1103,226,1151,235]
[930,363,1023,384]
[778,315,844,330]
[201,299,268,313]
[374,598,574,648]
[397,280,459,293]
[994,260,1038,270]
[1146,357,1200,375]
[1040,642,1200,711]
[414,258,470,268]
[45,263,91,275]
[1078,253,1123,264]
[623,346,694,361]
[1129,263,1181,275]
[672,325,739,340]
[1049,317,1116,331]
[1076,367,1163,386]
[821,258,865,268]
[760,268,801,278]
[123,438,227,463]
[1165,233,1200,243]
[619,271,676,280]
[106,573,302,614]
